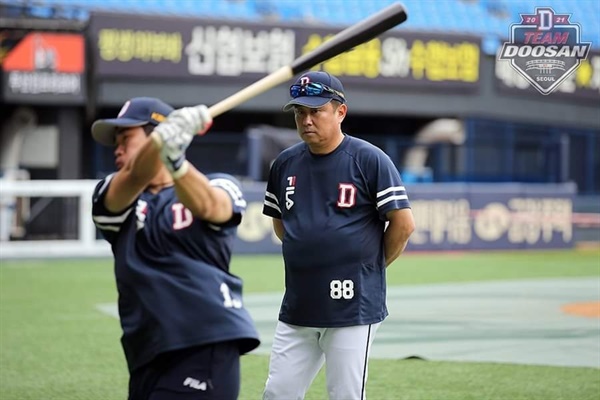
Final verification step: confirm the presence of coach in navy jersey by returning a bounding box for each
[91,97,259,400]
[262,72,415,400]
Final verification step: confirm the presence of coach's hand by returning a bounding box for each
[152,105,213,179]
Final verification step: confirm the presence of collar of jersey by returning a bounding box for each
[306,134,349,159]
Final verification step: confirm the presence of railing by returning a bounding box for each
[2,179,591,260]
[0,179,111,258]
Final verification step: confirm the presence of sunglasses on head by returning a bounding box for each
[289,82,346,102]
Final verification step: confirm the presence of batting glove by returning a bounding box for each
[152,105,213,179]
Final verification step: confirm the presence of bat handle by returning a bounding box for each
[205,66,294,121]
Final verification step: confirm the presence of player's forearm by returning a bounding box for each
[105,137,162,212]
[384,230,409,266]
[384,209,415,267]
[173,163,233,223]
[272,218,284,241]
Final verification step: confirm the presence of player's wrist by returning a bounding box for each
[171,159,190,179]
[159,148,189,179]
[149,131,163,149]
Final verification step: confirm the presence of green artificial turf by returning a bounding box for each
[1,249,598,399]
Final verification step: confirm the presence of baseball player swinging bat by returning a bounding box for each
[204,2,408,122]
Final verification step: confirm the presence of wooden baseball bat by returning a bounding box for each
[205,2,408,120]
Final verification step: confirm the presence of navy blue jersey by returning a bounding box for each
[92,173,260,372]
[262,135,410,327]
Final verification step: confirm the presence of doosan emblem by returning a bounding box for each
[498,7,591,95]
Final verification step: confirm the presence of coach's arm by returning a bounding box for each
[384,208,415,267]
[272,218,284,242]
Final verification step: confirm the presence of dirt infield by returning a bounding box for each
[562,301,600,318]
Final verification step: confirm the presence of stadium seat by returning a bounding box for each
[13,0,599,50]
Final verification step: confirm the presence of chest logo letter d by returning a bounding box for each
[337,183,357,208]
[172,203,193,230]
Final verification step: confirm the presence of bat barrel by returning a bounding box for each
[290,2,408,74]
[200,2,408,128]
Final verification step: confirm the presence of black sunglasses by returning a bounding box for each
[289,82,346,102]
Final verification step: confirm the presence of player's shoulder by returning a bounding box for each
[206,172,242,187]
[206,173,246,202]
[92,173,116,199]
[273,141,306,166]
[344,135,390,160]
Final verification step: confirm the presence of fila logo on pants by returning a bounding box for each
[183,377,207,391]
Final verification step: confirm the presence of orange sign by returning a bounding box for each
[2,32,84,73]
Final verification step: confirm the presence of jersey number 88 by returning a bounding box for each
[330,279,354,299]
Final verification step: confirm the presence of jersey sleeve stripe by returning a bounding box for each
[210,179,247,208]
[93,223,121,232]
[264,200,281,214]
[209,178,243,197]
[376,194,408,208]
[216,185,248,208]
[265,191,279,204]
[376,186,405,199]
[95,173,115,197]
[92,208,133,224]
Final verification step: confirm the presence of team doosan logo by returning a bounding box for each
[498,7,591,95]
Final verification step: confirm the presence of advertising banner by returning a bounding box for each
[1,31,86,104]
[88,13,481,92]
[233,182,575,254]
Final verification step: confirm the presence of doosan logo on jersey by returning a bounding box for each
[337,183,357,208]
